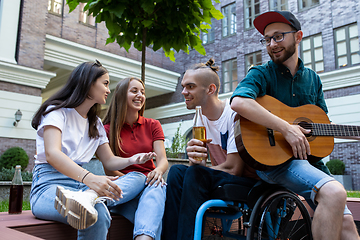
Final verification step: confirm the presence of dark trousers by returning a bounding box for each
[162,164,257,240]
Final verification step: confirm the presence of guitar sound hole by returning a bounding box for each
[297,121,313,138]
[296,119,315,142]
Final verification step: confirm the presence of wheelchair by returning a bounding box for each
[194,180,313,240]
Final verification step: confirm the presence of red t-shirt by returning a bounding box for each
[104,116,165,176]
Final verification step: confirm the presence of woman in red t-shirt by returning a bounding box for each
[102,77,168,240]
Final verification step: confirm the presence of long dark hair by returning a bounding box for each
[31,61,108,138]
[103,77,145,155]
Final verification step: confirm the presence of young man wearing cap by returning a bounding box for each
[230,11,359,240]
[162,58,258,240]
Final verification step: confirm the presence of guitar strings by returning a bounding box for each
[310,123,360,136]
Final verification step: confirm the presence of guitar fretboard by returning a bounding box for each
[309,123,360,137]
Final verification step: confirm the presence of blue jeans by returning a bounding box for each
[162,164,257,240]
[108,178,166,240]
[30,164,155,240]
[256,159,351,214]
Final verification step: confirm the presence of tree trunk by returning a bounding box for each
[141,27,147,83]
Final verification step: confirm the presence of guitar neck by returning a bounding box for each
[310,123,360,137]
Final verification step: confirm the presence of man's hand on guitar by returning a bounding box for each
[187,139,212,165]
[236,95,352,168]
[283,124,311,160]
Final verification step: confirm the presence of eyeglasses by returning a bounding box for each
[260,31,297,46]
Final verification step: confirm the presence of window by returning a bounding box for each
[244,0,260,30]
[269,0,288,11]
[222,59,238,93]
[79,3,95,26]
[245,51,262,71]
[299,0,319,11]
[48,0,62,15]
[222,3,237,37]
[202,20,215,44]
[334,23,360,68]
[301,34,324,73]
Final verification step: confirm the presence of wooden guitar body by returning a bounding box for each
[235,95,334,170]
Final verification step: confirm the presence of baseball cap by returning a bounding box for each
[254,11,301,35]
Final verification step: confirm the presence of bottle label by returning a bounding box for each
[193,126,206,142]
[192,126,207,161]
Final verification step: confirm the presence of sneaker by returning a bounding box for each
[54,186,108,230]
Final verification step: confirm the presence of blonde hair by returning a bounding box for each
[103,77,145,155]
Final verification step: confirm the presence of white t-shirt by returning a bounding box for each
[35,107,108,165]
[201,99,237,164]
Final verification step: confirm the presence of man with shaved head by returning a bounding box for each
[162,58,258,240]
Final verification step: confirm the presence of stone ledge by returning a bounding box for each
[0,181,32,201]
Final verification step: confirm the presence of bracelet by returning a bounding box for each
[81,171,90,183]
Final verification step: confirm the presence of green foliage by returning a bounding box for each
[325,159,345,175]
[66,0,223,61]
[0,167,33,181]
[347,191,360,198]
[0,200,31,212]
[166,124,187,158]
[0,147,29,170]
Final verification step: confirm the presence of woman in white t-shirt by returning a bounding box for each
[30,60,155,240]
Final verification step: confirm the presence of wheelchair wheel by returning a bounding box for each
[247,191,312,240]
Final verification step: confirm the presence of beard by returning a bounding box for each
[268,41,296,65]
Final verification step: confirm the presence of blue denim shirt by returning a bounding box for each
[230,58,328,113]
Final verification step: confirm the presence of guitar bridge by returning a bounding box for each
[267,128,275,146]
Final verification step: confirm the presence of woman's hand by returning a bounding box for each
[129,152,157,165]
[146,168,165,187]
[83,173,122,201]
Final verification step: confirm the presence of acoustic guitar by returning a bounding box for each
[234,95,360,171]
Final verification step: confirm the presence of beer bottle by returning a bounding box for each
[193,106,207,160]
[8,165,23,214]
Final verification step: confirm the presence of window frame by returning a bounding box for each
[202,20,215,45]
[334,23,360,69]
[245,51,262,72]
[298,0,320,11]
[222,3,237,38]
[222,58,238,93]
[48,0,63,16]
[269,0,288,11]
[300,33,324,73]
[244,0,261,30]
[79,2,96,27]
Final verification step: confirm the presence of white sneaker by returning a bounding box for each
[54,186,110,230]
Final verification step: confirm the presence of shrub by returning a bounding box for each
[166,123,187,158]
[325,159,345,175]
[0,147,29,170]
[0,167,33,181]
